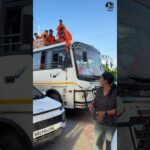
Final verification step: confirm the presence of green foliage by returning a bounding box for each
[102,64,117,81]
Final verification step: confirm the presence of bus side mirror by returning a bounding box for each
[82,51,87,62]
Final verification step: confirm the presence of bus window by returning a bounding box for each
[4,8,21,52]
[58,54,63,66]
[0,1,32,56]
[22,14,32,44]
[52,53,59,68]
[51,46,72,69]
[33,52,41,70]
[46,50,52,69]
[40,51,46,69]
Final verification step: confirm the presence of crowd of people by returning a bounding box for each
[33,19,72,49]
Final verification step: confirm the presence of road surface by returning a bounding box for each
[36,109,94,150]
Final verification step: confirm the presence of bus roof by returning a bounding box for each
[33,41,100,53]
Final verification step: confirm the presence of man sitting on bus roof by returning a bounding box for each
[34,33,41,40]
[58,27,72,53]
[57,19,66,35]
[58,27,66,43]
[41,30,48,39]
[47,29,56,45]
[41,30,50,46]
[58,27,72,43]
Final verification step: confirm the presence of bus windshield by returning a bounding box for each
[73,42,103,81]
[118,0,150,84]
[118,0,150,97]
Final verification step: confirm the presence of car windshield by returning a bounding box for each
[73,42,103,81]
[33,87,44,100]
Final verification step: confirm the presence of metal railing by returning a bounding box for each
[33,62,65,70]
[0,33,22,47]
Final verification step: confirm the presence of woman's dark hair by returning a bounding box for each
[101,71,114,85]
[101,71,117,96]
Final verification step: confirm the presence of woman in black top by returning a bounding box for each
[88,72,117,150]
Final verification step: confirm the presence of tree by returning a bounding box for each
[102,64,117,81]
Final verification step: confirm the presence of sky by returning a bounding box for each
[33,0,117,67]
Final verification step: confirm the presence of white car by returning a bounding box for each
[33,86,66,147]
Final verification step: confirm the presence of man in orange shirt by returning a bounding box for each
[65,29,72,53]
[41,30,48,39]
[57,19,65,34]
[34,33,41,40]
[58,27,72,42]
[58,28,66,43]
[66,29,72,41]
[41,30,49,46]
[47,29,56,45]
[58,27,72,53]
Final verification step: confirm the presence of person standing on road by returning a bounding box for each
[88,72,117,150]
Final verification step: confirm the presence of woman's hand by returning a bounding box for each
[88,103,94,114]
[96,111,106,122]
[107,109,116,116]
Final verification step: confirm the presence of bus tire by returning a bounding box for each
[47,92,62,103]
[0,129,27,150]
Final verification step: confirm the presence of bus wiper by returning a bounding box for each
[91,75,100,79]
[129,76,150,83]
[92,75,100,77]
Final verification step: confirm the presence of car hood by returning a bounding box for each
[33,96,61,115]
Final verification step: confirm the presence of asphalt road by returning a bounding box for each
[37,109,94,150]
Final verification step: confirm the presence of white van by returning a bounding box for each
[33,86,66,146]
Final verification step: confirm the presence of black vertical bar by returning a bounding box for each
[129,126,137,150]
[84,91,88,108]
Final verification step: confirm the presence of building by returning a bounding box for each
[101,54,113,69]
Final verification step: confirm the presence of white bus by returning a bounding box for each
[0,0,33,149]
[33,41,103,109]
